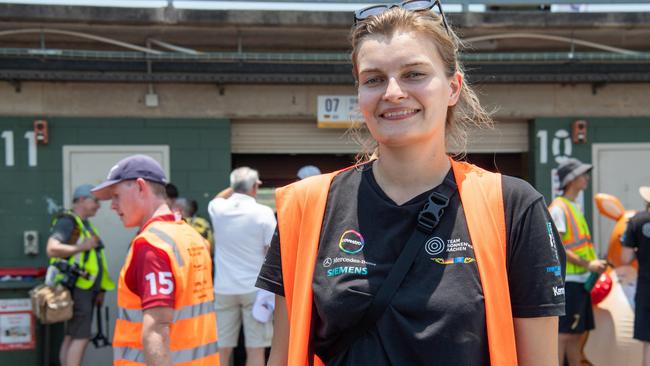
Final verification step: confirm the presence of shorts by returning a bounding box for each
[214,292,273,348]
[64,289,98,339]
[559,282,595,334]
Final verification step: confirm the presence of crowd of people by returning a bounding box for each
[44,2,650,366]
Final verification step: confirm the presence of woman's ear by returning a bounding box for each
[448,71,463,107]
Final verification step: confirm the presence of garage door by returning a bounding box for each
[231,119,528,154]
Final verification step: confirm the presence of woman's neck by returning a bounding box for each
[373,144,450,205]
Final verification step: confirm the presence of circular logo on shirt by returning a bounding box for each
[323,257,333,267]
[642,223,650,238]
[425,237,445,256]
[338,230,365,254]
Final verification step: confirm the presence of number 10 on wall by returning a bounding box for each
[536,129,573,165]
[1,130,37,167]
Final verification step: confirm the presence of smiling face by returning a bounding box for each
[355,30,461,150]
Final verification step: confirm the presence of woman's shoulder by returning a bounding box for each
[500,174,544,209]
[276,164,361,200]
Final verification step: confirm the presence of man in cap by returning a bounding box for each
[46,183,115,366]
[208,167,276,366]
[621,186,650,366]
[549,158,607,366]
[91,155,218,366]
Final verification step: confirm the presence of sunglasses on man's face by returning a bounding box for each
[354,0,450,34]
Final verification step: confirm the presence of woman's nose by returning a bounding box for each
[382,77,407,102]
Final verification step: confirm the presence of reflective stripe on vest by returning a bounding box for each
[118,300,215,323]
[114,341,219,365]
[113,220,218,366]
[148,226,185,267]
[275,159,517,366]
[550,197,597,276]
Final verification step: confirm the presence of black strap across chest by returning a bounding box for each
[323,176,458,363]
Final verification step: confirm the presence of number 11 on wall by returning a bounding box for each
[1,130,38,167]
[2,131,14,166]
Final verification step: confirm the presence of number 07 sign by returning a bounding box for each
[317,95,364,128]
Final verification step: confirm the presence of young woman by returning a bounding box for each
[256,2,565,365]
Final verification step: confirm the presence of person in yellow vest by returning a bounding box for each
[91,155,218,366]
[549,157,607,366]
[255,4,566,366]
[46,183,116,366]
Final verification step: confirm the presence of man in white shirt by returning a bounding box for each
[208,167,276,366]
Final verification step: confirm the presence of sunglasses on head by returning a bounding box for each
[354,0,450,34]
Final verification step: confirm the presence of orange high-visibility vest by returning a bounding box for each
[276,160,517,366]
[113,220,219,366]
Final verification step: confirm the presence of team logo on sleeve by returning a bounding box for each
[338,230,365,254]
[546,265,562,277]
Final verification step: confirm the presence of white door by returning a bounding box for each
[62,145,170,366]
[592,143,650,255]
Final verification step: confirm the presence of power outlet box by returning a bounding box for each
[24,230,39,255]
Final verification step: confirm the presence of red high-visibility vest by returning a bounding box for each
[276,160,517,366]
[113,220,219,366]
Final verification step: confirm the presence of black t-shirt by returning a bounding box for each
[256,165,566,365]
[50,214,103,290]
[622,210,650,304]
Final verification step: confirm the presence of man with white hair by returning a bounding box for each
[208,167,276,366]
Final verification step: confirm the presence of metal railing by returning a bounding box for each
[3,0,650,11]
[2,48,649,63]
[173,0,650,12]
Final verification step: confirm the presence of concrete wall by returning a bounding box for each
[2,82,649,119]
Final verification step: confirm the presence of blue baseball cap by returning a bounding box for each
[73,184,96,200]
[91,154,167,200]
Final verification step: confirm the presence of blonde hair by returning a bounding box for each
[350,7,493,158]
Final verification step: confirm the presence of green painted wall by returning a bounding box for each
[531,118,650,227]
[0,117,231,269]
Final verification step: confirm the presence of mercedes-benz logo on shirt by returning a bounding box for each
[323,257,333,267]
